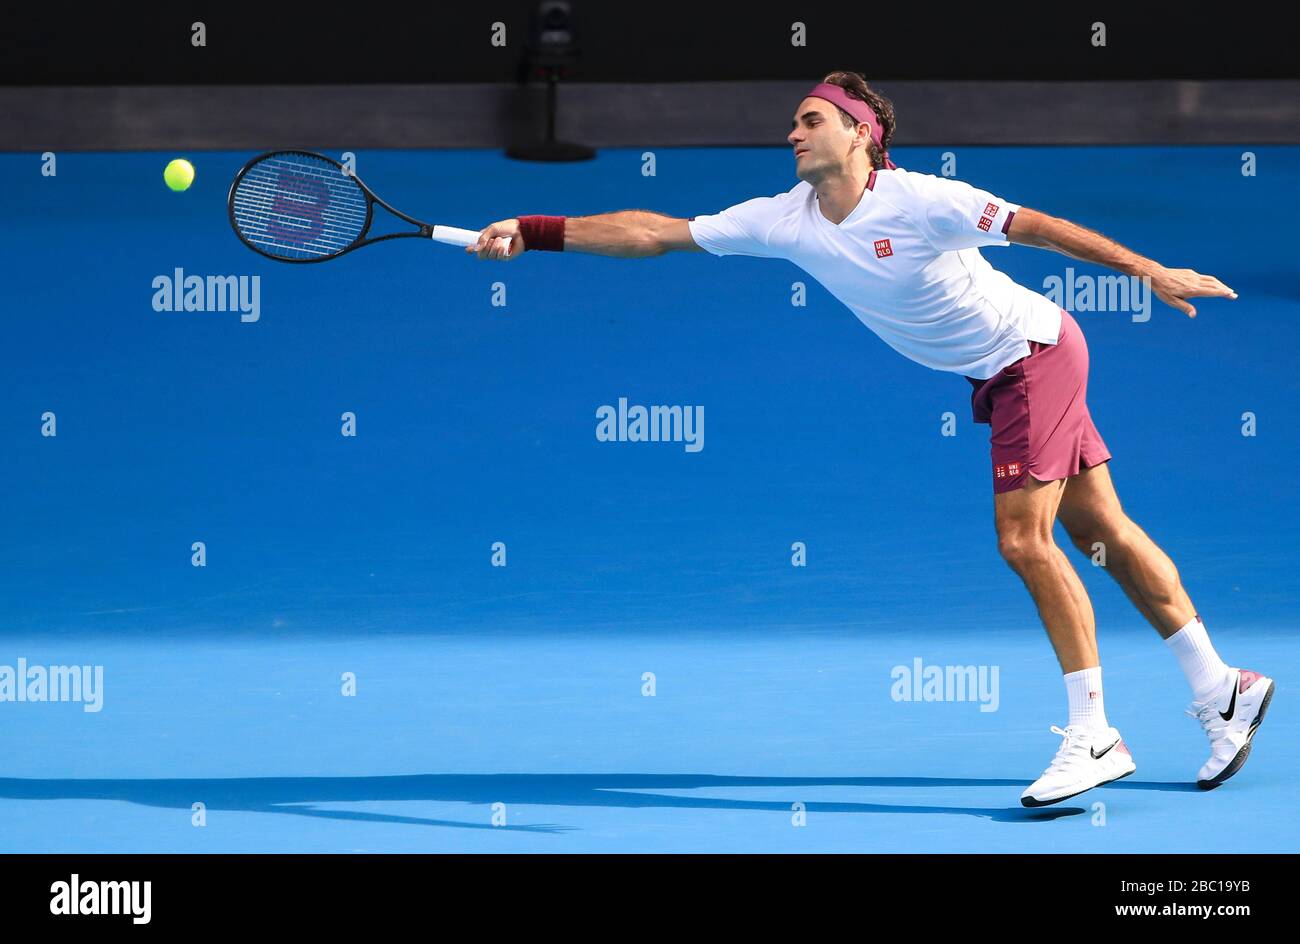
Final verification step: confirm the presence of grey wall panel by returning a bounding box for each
[4,81,1298,151]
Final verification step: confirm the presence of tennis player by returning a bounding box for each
[469,71,1274,807]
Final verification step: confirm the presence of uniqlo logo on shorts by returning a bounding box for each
[978,216,993,232]
[874,239,893,258]
[995,461,1023,480]
[984,202,1000,216]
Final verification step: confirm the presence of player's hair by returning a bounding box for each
[820,70,896,169]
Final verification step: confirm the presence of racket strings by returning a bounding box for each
[231,153,369,261]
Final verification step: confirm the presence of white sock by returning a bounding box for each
[1064,666,1109,730]
[1166,614,1232,703]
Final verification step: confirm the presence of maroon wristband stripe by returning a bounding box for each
[518,215,566,252]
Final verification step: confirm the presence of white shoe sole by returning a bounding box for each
[1021,765,1136,808]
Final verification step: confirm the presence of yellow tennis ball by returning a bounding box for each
[163,158,195,192]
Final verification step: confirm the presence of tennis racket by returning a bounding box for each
[227,150,505,263]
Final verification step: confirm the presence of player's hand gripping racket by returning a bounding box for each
[227,150,506,263]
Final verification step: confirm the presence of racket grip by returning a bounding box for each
[431,225,513,257]
[430,225,481,247]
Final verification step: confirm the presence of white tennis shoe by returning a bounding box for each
[1189,668,1275,790]
[1021,724,1136,807]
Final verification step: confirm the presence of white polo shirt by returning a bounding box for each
[687,168,1063,379]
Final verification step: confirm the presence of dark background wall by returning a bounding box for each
[4,5,1297,84]
[2,4,1297,149]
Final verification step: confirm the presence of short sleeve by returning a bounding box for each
[914,175,1021,252]
[687,192,790,258]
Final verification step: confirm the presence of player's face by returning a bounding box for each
[789,99,853,180]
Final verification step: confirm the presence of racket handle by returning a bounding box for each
[431,225,512,257]
[430,225,480,247]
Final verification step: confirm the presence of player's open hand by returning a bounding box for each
[467,219,525,260]
[1150,267,1237,318]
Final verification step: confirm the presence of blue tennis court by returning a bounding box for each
[0,145,1295,852]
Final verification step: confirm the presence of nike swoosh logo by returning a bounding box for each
[1220,677,1238,721]
[1091,739,1120,760]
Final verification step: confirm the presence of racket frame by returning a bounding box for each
[228,149,450,264]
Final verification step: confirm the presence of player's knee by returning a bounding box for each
[997,527,1052,570]
[1065,526,1103,557]
[1064,514,1130,558]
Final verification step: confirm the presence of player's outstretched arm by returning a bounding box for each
[468,212,703,260]
[1006,207,1237,318]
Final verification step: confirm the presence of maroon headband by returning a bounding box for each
[804,82,897,170]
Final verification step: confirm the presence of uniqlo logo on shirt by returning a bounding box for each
[984,202,1000,217]
[977,216,993,232]
[874,239,893,258]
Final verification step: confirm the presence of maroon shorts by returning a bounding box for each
[965,309,1111,494]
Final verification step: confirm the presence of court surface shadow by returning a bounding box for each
[0,773,1193,830]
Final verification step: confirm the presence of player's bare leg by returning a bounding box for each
[995,472,1135,806]
[994,475,1095,672]
[1055,462,1275,788]
[1055,462,1193,638]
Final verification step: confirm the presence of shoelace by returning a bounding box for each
[1044,724,1090,774]
[1186,700,1229,739]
